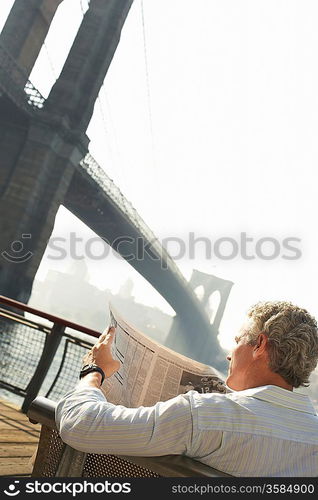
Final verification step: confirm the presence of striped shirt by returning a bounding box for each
[55,384,318,477]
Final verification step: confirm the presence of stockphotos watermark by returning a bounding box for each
[1,231,302,265]
[2,479,131,496]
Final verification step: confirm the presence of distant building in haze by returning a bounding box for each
[30,264,172,343]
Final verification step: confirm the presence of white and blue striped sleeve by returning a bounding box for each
[55,386,195,456]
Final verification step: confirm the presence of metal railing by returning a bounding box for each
[0,295,99,413]
[0,42,45,111]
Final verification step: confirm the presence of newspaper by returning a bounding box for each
[101,304,226,407]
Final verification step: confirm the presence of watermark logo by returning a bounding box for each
[1,234,33,263]
[4,481,20,496]
[0,231,302,266]
[2,480,132,497]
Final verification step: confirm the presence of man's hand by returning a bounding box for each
[82,326,120,378]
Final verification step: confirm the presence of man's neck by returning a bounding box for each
[227,375,293,392]
[254,373,293,391]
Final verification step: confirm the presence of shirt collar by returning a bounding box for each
[227,385,317,415]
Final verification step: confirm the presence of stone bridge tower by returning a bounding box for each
[165,270,233,369]
[0,0,133,302]
[189,269,234,333]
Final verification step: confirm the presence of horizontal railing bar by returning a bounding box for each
[0,380,27,396]
[0,307,51,333]
[0,296,101,338]
[62,333,93,347]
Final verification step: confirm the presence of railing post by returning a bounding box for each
[21,323,65,413]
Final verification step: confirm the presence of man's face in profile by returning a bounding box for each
[225,319,255,391]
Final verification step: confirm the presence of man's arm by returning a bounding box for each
[55,327,195,456]
[55,384,194,456]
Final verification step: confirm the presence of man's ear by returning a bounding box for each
[253,333,268,358]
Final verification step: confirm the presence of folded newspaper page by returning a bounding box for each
[101,304,226,407]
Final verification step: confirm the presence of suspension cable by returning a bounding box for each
[100,84,124,175]
[140,0,157,172]
[43,41,57,82]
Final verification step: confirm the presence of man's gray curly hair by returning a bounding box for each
[245,301,318,388]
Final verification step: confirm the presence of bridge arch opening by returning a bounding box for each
[193,285,204,302]
[29,0,87,98]
[0,0,15,33]
[207,290,221,325]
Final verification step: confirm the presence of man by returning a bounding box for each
[56,301,318,477]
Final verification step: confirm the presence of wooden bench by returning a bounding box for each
[27,396,232,477]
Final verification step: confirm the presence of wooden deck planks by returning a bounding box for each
[0,398,40,476]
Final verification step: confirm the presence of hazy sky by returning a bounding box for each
[1,0,318,351]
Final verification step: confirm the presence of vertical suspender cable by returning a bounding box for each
[140,0,157,174]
